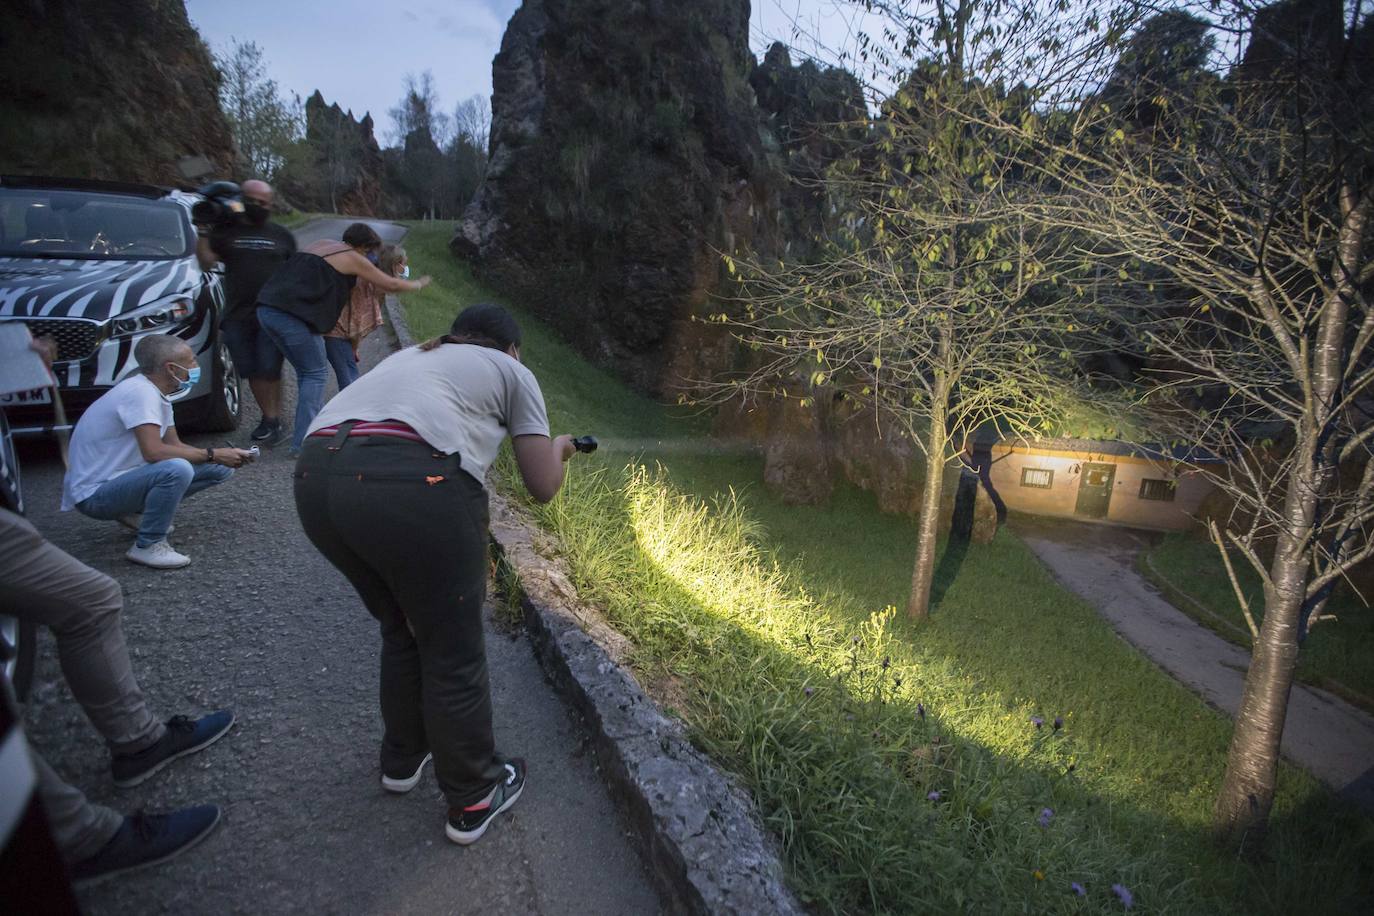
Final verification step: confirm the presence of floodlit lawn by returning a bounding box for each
[1140,533,1374,713]
[399,223,1373,914]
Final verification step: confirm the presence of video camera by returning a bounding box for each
[189,181,246,229]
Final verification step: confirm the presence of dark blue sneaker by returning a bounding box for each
[446,758,525,845]
[71,806,221,883]
[111,710,236,788]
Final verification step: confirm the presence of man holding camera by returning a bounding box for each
[62,335,255,569]
[196,179,295,446]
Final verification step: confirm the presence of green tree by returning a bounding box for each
[717,0,1122,619]
[214,39,301,180]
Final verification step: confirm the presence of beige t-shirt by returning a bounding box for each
[308,343,550,483]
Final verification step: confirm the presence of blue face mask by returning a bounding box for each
[170,362,201,395]
[366,251,380,265]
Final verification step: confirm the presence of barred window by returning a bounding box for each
[1020,467,1054,489]
[1139,478,1176,501]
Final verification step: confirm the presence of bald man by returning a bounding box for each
[62,335,255,569]
[197,179,297,447]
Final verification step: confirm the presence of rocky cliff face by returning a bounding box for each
[455,0,863,396]
[459,0,944,518]
[0,0,234,184]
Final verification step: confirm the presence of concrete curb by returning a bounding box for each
[382,296,804,915]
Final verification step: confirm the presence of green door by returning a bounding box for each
[1074,462,1116,519]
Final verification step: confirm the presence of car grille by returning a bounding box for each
[2,318,103,362]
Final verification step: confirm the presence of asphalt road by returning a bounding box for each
[16,220,661,914]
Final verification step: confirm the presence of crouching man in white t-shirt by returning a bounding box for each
[61,335,255,569]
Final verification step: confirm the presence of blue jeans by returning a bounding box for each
[258,306,328,450]
[77,460,234,547]
[324,336,360,390]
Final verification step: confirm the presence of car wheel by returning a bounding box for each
[189,339,242,433]
[1,615,36,703]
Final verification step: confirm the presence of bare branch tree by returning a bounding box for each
[963,0,1374,848]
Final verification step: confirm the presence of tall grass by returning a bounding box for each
[400,224,1374,913]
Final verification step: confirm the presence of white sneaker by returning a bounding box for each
[125,540,191,569]
[381,753,433,794]
[117,514,174,535]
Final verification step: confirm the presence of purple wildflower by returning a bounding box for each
[894,677,903,688]
[1112,884,1134,909]
[1031,715,1045,729]
[852,635,860,644]
[927,790,941,802]
[1038,807,1054,828]
[1071,882,1086,897]
[881,656,891,669]
[917,702,926,719]
[804,686,815,698]
[1053,716,1064,731]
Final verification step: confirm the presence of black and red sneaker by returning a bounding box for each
[445,758,525,845]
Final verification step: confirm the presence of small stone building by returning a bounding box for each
[982,438,1222,531]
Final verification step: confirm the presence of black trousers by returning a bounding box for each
[294,435,506,808]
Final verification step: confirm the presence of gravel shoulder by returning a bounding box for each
[17,221,660,914]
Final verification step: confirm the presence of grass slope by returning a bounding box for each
[400,223,1373,914]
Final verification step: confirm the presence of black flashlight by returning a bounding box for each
[573,435,598,454]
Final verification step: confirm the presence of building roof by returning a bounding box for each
[995,437,1228,465]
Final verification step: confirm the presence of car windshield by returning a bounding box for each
[0,188,191,260]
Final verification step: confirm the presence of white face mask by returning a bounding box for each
[399,265,411,279]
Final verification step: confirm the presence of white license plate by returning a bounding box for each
[0,387,52,406]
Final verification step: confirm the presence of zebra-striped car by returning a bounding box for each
[0,175,241,436]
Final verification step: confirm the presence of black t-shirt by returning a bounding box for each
[208,221,297,322]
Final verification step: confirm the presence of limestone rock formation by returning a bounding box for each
[461,0,949,522]
[278,91,385,216]
[455,0,864,395]
[0,0,235,184]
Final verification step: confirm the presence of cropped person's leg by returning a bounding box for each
[183,463,234,499]
[323,336,354,389]
[386,475,503,808]
[30,751,123,863]
[293,445,427,775]
[258,307,328,450]
[77,460,193,548]
[0,509,162,751]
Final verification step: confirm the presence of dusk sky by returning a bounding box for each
[184,0,877,142]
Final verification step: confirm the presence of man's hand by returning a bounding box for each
[554,434,576,462]
[29,335,58,370]
[212,448,255,468]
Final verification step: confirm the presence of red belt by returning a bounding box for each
[309,421,426,444]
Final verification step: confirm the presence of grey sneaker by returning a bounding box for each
[126,540,190,569]
[117,515,173,535]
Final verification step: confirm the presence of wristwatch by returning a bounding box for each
[205,447,215,464]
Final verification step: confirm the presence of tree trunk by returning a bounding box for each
[1213,183,1366,848]
[906,384,948,619]
[1211,534,1306,850]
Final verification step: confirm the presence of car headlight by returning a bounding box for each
[108,298,195,339]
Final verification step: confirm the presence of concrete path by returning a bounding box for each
[1011,515,1374,811]
[292,217,408,249]
[18,219,661,913]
